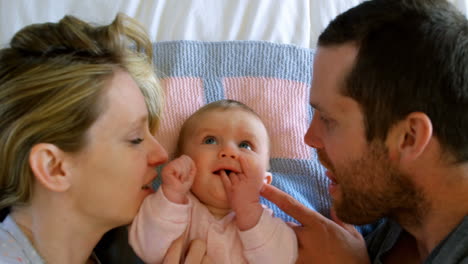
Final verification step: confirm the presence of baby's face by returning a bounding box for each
[181,108,270,210]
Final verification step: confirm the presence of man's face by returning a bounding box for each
[306,44,423,224]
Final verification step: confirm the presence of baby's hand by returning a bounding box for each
[161,155,196,204]
[220,156,266,230]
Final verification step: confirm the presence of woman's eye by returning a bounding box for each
[239,141,252,150]
[203,136,217,145]
[130,138,144,145]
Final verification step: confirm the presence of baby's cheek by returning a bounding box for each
[253,155,269,173]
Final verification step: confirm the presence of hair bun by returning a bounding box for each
[10,17,104,58]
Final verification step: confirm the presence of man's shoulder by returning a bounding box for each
[365,219,402,263]
[365,217,468,264]
[428,216,468,263]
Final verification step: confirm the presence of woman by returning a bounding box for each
[0,13,168,263]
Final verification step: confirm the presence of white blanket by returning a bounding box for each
[3,0,465,48]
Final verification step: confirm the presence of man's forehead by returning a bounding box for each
[310,44,358,103]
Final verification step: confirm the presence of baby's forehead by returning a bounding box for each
[190,107,264,128]
[179,107,271,154]
[185,108,268,138]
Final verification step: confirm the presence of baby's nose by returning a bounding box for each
[219,145,238,159]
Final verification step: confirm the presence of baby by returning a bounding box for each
[129,99,297,263]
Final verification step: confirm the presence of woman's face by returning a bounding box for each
[66,70,168,228]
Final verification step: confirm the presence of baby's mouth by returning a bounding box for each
[214,169,232,175]
[213,169,233,176]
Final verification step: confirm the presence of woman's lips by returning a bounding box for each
[141,184,155,194]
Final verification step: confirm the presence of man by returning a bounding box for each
[261,0,468,263]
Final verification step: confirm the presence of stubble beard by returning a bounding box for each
[321,141,428,226]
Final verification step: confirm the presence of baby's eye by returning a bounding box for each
[203,136,217,145]
[239,141,252,150]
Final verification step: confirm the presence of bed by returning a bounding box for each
[2,0,467,263]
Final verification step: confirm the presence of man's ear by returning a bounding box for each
[389,112,432,163]
[264,172,273,185]
[29,143,71,192]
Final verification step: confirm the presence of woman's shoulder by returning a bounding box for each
[0,218,28,263]
[0,216,44,264]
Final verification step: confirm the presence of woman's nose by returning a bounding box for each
[148,136,168,166]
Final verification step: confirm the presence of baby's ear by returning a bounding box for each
[264,172,272,185]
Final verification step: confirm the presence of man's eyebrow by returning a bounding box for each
[310,102,322,111]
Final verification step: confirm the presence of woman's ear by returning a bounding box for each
[29,143,71,192]
[264,172,273,185]
[389,112,433,163]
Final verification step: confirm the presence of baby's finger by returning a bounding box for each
[238,156,253,175]
[233,172,247,182]
[180,163,191,181]
[189,161,197,179]
[239,173,247,181]
[220,170,232,190]
[229,172,240,184]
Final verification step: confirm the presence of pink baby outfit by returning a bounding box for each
[129,187,297,264]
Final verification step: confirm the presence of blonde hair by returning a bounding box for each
[0,14,163,212]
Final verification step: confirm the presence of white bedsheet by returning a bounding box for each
[2,0,467,48]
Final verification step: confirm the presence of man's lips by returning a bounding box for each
[325,170,338,184]
[325,170,339,196]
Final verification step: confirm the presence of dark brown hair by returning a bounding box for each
[319,0,468,162]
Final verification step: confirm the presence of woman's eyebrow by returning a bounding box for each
[126,115,148,130]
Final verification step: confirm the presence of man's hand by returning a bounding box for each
[261,184,370,264]
[161,155,196,204]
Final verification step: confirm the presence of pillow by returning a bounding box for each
[152,40,331,222]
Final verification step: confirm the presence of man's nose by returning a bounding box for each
[304,114,324,149]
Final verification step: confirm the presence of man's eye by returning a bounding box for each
[319,112,332,126]
[239,141,252,150]
[130,138,144,144]
[320,115,330,124]
[203,136,217,145]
